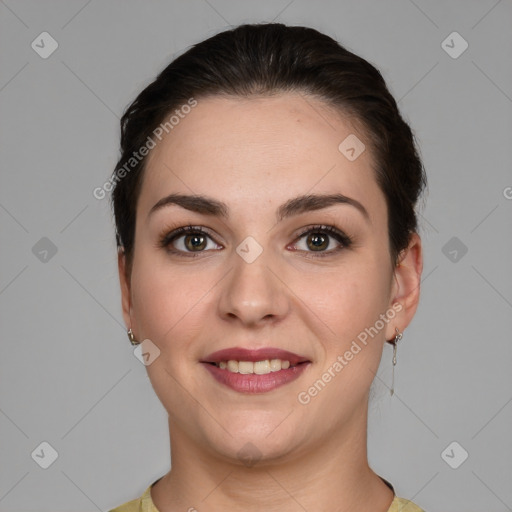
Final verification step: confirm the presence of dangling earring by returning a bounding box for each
[390,327,403,396]
[127,328,140,346]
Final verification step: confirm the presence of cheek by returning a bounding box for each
[129,257,213,412]
[301,262,391,336]
[301,261,392,394]
[132,275,186,336]
[129,251,216,353]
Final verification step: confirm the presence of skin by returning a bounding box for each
[118,92,423,512]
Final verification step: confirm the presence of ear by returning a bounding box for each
[118,249,133,330]
[384,232,423,343]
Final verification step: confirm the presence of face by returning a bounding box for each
[119,92,422,465]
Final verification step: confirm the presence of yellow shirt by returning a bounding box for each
[109,477,426,512]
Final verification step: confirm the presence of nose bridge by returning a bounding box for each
[217,236,289,325]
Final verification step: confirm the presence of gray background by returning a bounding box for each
[1,1,511,511]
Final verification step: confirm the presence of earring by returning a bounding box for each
[390,327,403,396]
[127,328,140,346]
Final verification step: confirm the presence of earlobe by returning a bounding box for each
[117,249,132,329]
[385,233,423,342]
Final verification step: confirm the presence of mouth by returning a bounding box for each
[203,359,309,374]
[201,347,310,366]
[200,347,312,393]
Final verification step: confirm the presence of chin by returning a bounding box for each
[201,417,307,467]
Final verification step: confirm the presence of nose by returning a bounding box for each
[217,244,290,327]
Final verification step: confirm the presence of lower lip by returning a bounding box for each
[201,362,311,393]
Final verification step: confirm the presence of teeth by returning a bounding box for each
[254,360,270,374]
[215,359,292,374]
[227,360,239,372]
[238,361,253,374]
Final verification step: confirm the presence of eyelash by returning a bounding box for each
[158,224,353,259]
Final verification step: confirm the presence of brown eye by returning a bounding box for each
[292,225,352,257]
[184,233,207,251]
[159,225,222,257]
[306,232,329,251]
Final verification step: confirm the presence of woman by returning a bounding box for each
[109,22,426,512]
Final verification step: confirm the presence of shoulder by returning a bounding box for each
[388,496,426,512]
[108,483,156,512]
[108,496,141,512]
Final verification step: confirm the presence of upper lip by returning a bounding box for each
[201,347,311,366]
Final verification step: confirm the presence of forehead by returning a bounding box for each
[139,93,385,224]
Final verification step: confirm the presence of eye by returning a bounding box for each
[159,223,352,259]
[291,224,352,257]
[159,225,222,257]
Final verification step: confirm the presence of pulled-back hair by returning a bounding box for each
[111,22,426,271]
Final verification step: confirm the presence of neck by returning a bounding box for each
[151,399,394,512]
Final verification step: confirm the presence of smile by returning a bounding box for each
[213,359,295,374]
[201,360,311,393]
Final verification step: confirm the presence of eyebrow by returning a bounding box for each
[148,192,370,223]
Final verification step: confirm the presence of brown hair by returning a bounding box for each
[111,22,426,272]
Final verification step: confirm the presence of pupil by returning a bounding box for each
[309,233,327,251]
[187,234,206,250]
